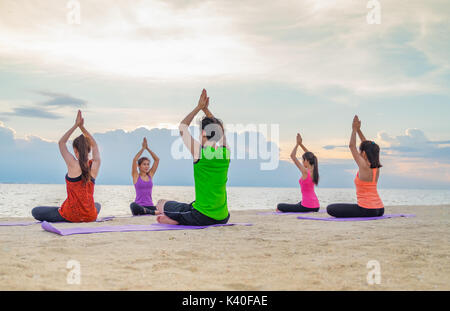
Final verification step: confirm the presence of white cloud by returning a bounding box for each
[0,0,260,79]
[377,128,450,162]
[0,0,448,100]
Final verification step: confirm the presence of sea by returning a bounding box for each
[0,184,449,218]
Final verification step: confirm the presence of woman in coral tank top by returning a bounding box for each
[32,110,102,222]
[327,115,384,218]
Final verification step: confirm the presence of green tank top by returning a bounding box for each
[192,145,231,220]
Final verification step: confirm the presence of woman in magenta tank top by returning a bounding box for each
[277,133,320,213]
[130,137,160,215]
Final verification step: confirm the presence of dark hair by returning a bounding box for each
[201,116,223,142]
[73,134,91,184]
[302,152,319,185]
[359,141,382,168]
[138,157,150,166]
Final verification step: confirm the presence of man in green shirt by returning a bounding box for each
[156,89,231,226]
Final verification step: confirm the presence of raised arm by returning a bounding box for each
[146,141,160,179]
[203,105,214,119]
[290,133,308,177]
[349,115,369,169]
[297,133,309,153]
[357,128,367,142]
[132,139,146,183]
[78,112,101,178]
[58,112,81,169]
[179,89,207,160]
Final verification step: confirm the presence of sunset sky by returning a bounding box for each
[1,0,449,187]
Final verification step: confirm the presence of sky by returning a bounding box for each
[0,0,449,188]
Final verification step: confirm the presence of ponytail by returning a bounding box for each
[302,152,319,185]
[73,135,92,184]
[312,156,319,185]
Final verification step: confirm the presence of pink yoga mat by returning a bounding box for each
[42,221,253,236]
[296,214,416,221]
[0,216,115,227]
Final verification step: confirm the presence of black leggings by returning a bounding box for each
[130,202,157,215]
[32,203,101,222]
[326,203,384,218]
[277,201,320,213]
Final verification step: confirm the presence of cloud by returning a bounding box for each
[0,122,285,186]
[1,122,449,189]
[0,122,64,183]
[0,91,87,120]
[323,145,347,150]
[0,122,15,147]
[377,128,450,162]
[322,128,450,163]
[3,107,62,119]
[0,0,448,101]
[36,91,87,108]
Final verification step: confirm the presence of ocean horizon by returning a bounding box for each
[1,183,449,218]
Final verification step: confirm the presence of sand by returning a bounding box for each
[0,205,449,290]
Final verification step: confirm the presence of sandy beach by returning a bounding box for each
[0,205,448,290]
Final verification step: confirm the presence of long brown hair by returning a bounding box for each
[73,134,92,184]
[359,141,382,168]
[302,152,319,185]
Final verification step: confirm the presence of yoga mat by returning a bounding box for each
[42,221,253,236]
[115,214,155,219]
[258,210,325,215]
[0,216,115,227]
[0,221,40,227]
[296,214,416,221]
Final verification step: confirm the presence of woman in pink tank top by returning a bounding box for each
[277,133,320,213]
[326,116,384,218]
[130,137,161,216]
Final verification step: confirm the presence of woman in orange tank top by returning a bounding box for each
[32,110,102,222]
[326,115,384,218]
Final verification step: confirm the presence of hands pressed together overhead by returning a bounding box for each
[197,88,210,112]
[296,133,303,146]
[75,110,84,128]
[352,115,361,131]
[142,137,148,150]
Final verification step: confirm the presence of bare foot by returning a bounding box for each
[156,199,168,215]
[156,215,179,225]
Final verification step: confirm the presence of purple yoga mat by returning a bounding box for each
[115,214,155,219]
[0,216,115,227]
[296,214,416,221]
[258,210,325,215]
[42,221,253,236]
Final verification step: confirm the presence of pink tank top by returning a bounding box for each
[299,170,320,208]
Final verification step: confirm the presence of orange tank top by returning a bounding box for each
[355,168,384,209]
[58,163,97,222]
